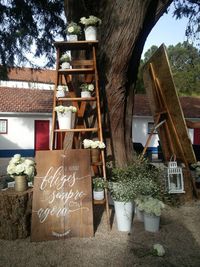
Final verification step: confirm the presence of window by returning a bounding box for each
[148,122,157,134]
[0,119,8,134]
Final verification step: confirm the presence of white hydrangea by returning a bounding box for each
[54,105,77,114]
[88,84,94,91]
[80,15,101,26]
[153,244,165,256]
[83,139,106,149]
[68,26,74,33]
[15,163,26,175]
[57,85,68,91]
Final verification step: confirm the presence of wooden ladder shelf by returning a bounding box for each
[51,40,110,230]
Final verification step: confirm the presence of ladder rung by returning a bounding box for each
[93,199,106,205]
[58,68,94,74]
[54,128,98,132]
[56,97,97,101]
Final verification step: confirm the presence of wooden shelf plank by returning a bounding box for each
[54,40,98,50]
[54,128,98,133]
[93,199,106,205]
[58,68,94,74]
[56,97,97,101]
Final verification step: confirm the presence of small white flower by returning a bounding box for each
[98,141,106,149]
[153,244,165,256]
[88,84,94,91]
[68,26,74,33]
[57,85,68,91]
[90,142,99,149]
[15,163,25,175]
[83,139,92,148]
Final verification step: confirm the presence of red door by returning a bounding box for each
[35,120,50,150]
[194,129,200,145]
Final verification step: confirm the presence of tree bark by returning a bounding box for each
[65,0,172,167]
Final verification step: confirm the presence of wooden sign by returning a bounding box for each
[31,149,93,241]
[143,44,196,164]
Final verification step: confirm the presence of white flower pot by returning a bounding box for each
[144,212,160,232]
[81,91,91,98]
[68,34,78,41]
[61,62,70,69]
[84,26,97,41]
[93,190,104,201]
[114,201,134,232]
[56,90,65,98]
[57,111,72,129]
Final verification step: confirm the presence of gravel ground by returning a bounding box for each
[0,201,200,267]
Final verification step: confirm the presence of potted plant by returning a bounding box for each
[191,161,200,188]
[65,21,81,41]
[54,105,77,129]
[83,139,105,163]
[60,53,71,69]
[92,177,106,201]
[7,154,36,192]
[56,85,68,98]
[108,158,164,232]
[140,196,165,233]
[80,83,94,98]
[80,15,101,40]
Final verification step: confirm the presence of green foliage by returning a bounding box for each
[92,177,106,191]
[108,158,165,202]
[0,0,66,68]
[136,42,200,96]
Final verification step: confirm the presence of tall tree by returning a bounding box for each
[65,0,173,166]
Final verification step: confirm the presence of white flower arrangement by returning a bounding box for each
[80,83,94,92]
[54,105,77,114]
[153,244,165,256]
[80,15,102,27]
[7,154,36,182]
[83,139,106,149]
[60,53,71,63]
[139,196,165,217]
[66,22,81,35]
[57,85,68,91]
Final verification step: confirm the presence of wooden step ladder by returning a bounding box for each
[51,41,110,229]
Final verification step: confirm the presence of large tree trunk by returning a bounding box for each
[65,0,172,167]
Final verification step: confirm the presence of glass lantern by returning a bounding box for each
[167,160,185,193]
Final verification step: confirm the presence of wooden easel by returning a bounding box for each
[143,44,198,199]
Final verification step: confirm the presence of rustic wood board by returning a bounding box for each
[31,149,93,241]
[143,44,196,164]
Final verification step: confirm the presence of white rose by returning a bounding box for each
[15,163,25,175]
[91,141,98,149]
[88,84,94,91]
[24,159,35,166]
[83,139,92,148]
[24,165,34,177]
[68,26,74,33]
[98,141,105,149]
[7,164,16,175]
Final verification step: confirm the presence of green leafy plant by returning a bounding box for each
[60,53,71,63]
[108,158,164,202]
[93,177,106,191]
[80,83,94,92]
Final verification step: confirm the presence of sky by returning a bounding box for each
[142,5,189,57]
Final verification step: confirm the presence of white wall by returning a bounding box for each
[132,116,194,148]
[0,114,52,150]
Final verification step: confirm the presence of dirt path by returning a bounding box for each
[0,201,200,267]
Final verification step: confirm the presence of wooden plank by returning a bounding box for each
[31,149,93,241]
[143,44,196,164]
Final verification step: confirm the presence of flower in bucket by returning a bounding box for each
[140,196,165,217]
[7,154,36,182]
[80,15,102,27]
[83,139,105,149]
[54,105,77,114]
[65,22,81,35]
[80,83,94,92]
[60,53,71,63]
[57,85,68,91]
